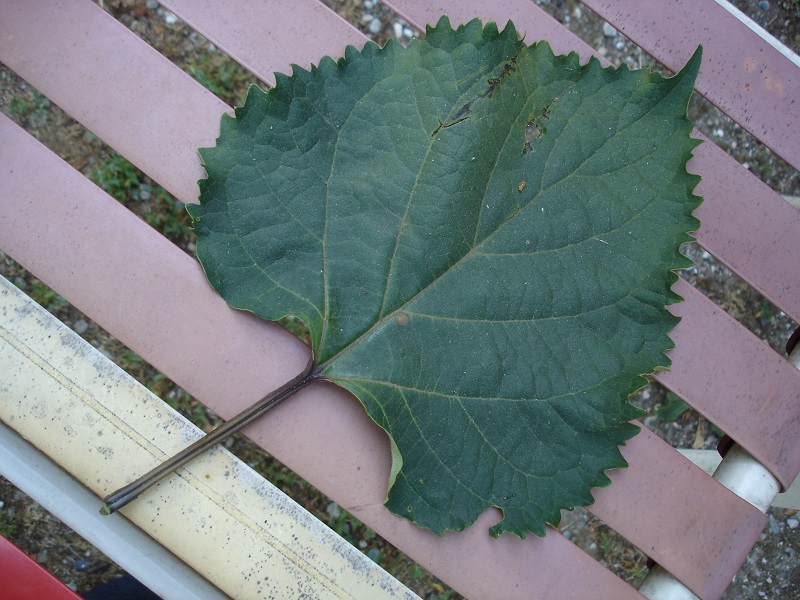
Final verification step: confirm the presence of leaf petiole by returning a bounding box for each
[100,357,318,514]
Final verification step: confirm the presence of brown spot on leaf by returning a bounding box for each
[395,313,409,327]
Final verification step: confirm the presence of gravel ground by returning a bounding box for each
[1,1,798,598]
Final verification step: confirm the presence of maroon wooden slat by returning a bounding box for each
[160,0,365,87]
[596,427,767,600]
[0,112,645,600]
[689,138,800,327]
[658,279,800,491]
[0,0,226,205]
[582,0,800,172]
[385,0,601,59]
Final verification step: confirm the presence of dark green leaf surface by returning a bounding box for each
[189,17,702,537]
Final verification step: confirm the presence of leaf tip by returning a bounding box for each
[685,44,704,79]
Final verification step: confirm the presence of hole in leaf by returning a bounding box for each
[523,120,542,154]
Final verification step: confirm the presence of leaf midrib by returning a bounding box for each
[318,40,522,358]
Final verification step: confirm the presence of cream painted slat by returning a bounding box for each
[0,276,418,600]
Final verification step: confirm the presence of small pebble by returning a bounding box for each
[392,22,403,40]
[73,319,89,335]
[326,501,341,519]
[13,276,27,290]
[146,0,159,9]
[358,540,368,549]
[562,529,572,540]
[37,549,49,564]
[787,518,799,530]
[162,10,178,25]
[138,184,152,201]
[74,559,90,571]
[368,19,381,35]
[403,27,414,39]
[758,1,770,10]
[769,514,783,534]
[602,22,618,38]
[367,547,381,562]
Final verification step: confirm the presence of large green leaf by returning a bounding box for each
[189,17,701,537]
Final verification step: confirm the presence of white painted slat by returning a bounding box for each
[0,421,229,600]
[0,276,418,600]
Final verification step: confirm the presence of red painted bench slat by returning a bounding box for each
[0,535,82,600]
